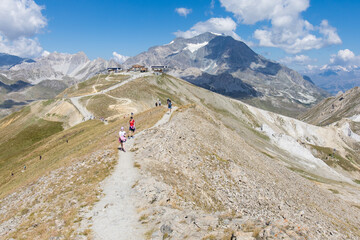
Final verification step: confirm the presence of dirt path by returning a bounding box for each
[89,108,177,240]
[90,139,143,240]
[70,72,151,120]
[70,96,93,120]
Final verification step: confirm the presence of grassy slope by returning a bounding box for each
[0,106,166,198]
[0,105,167,238]
[58,74,129,98]
[1,72,359,238]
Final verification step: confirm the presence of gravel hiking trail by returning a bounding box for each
[90,107,177,240]
[70,72,151,120]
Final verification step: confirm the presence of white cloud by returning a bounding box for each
[175,8,192,17]
[0,35,43,58]
[220,0,309,25]
[330,49,360,67]
[112,52,129,64]
[279,55,313,65]
[319,20,342,45]
[0,0,47,58]
[174,17,241,40]
[0,0,47,40]
[219,0,342,53]
[303,49,360,73]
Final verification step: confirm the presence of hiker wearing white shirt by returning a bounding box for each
[119,127,127,152]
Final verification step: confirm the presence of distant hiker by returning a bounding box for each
[155,102,158,107]
[167,99,172,113]
[24,165,26,170]
[39,155,42,160]
[129,116,136,138]
[66,139,68,143]
[119,127,127,152]
[158,99,161,106]
[11,172,14,176]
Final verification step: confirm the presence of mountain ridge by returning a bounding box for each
[0,53,34,70]
[124,32,329,117]
[0,51,119,118]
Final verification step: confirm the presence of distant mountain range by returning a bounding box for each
[304,66,360,95]
[124,32,329,116]
[0,53,34,70]
[0,52,119,118]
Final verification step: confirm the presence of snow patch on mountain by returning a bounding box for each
[349,114,360,122]
[184,42,208,53]
[250,62,266,69]
[298,92,317,104]
[342,122,360,142]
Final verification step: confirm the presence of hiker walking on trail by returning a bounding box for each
[129,116,136,138]
[119,127,127,152]
[158,99,161,106]
[167,98,172,113]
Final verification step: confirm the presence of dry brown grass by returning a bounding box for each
[80,94,119,118]
[1,105,168,238]
[134,162,141,169]
[58,74,130,98]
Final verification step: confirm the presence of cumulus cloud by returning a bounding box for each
[175,8,192,17]
[219,0,342,53]
[174,17,241,40]
[279,55,313,65]
[0,35,43,58]
[112,52,129,64]
[0,0,47,58]
[330,49,360,67]
[304,49,360,73]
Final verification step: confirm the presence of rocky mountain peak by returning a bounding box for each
[124,32,329,116]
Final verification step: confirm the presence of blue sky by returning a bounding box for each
[1,0,360,72]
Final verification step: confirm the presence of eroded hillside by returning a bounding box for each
[1,72,360,239]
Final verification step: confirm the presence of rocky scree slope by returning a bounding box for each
[124,32,329,116]
[88,73,360,238]
[1,72,359,239]
[300,86,360,126]
[131,105,360,239]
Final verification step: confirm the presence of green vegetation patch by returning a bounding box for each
[328,189,340,194]
[42,99,55,107]
[82,95,118,118]
[309,144,357,171]
[0,119,63,162]
[353,179,360,185]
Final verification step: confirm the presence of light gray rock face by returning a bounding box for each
[124,32,329,116]
[4,52,118,85]
[0,52,119,118]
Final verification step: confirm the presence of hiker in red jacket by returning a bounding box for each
[129,116,136,138]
